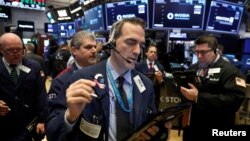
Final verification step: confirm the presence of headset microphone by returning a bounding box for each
[102,41,131,64]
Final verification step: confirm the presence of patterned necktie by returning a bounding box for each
[116,76,131,140]
[149,62,154,72]
[199,68,207,77]
[9,64,18,84]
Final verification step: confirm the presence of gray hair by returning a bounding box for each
[70,31,96,49]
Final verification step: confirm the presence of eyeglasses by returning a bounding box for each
[2,48,23,56]
[192,49,213,56]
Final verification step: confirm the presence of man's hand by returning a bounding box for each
[135,122,172,141]
[65,79,96,123]
[0,100,11,116]
[180,83,198,102]
[36,123,45,134]
[155,71,163,84]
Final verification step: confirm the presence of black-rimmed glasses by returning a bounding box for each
[192,49,213,56]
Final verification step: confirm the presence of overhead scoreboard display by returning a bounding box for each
[0,0,46,10]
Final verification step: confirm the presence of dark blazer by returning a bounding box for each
[0,58,48,140]
[135,60,166,76]
[46,60,156,141]
[183,57,246,140]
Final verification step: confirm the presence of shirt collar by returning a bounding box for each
[107,59,132,85]
[146,59,155,66]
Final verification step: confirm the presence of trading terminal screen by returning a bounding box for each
[152,0,206,30]
[206,1,244,34]
[105,0,148,30]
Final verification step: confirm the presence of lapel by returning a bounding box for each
[131,70,143,129]
[0,59,19,86]
[91,61,110,131]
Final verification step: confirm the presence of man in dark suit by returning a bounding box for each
[0,33,48,141]
[136,43,167,108]
[24,42,46,80]
[46,18,170,141]
[46,31,98,140]
[180,35,245,141]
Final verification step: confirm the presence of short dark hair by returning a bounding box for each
[112,17,146,41]
[146,42,157,52]
[195,34,218,51]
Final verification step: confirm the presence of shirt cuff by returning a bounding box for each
[64,111,77,131]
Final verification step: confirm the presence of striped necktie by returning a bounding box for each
[9,64,18,84]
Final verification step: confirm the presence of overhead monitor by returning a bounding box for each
[44,23,58,33]
[54,7,72,22]
[84,5,105,31]
[17,20,35,32]
[105,0,149,30]
[70,1,84,19]
[58,22,75,38]
[205,1,244,34]
[46,10,57,24]
[152,0,206,30]
[244,38,250,53]
[0,0,46,10]
[0,6,10,19]
[218,0,245,5]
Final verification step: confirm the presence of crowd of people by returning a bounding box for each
[0,17,247,141]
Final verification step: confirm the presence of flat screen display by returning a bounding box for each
[46,10,57,24]
[84,5,105,31]
[0,0,46,10]
[58,22,75,38]
[105,0,148,30]
[205,1,244,34]
[44,23,58,33]
[17,20,35,32]
[152,0,206,30]
[244,38,250,53]
[0,6,10,19]
[54,7,72,22]
[219,0,245,5]
[70,1,83,19]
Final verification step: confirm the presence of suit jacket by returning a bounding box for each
[46,60,156,141]
[135,60,167,80]
[0,57,48,140]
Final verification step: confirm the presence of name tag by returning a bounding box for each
[153,65,159,72]
[18,65,31,73]
[80,118,101,139]
[133,75,146,93]
[208,68,220,74]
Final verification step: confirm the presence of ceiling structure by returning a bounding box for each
[46,0,77,8]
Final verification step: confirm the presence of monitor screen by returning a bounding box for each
[152,0,206,30]
[0,6,11,19]
[0,0,46,10]
[218,0,245,5]
[205,1,244,34]
[105,0,149,30]
[70,1,84,19]
[244,38,250,53]
[17,20,35,32]
[169,32,187,39]
[58,22,75,38]
[46,10,57,24]
[44,23,58,33]
[54,7,72,22]
[84,5,105,31]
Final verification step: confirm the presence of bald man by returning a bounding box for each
[0,33,48,141]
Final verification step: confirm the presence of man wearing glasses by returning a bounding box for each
[0,33,48,140]
[180,35,246,140]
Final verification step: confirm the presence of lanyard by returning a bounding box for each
[106,63,133,112]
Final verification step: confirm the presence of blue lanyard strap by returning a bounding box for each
[106,63,133,112]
